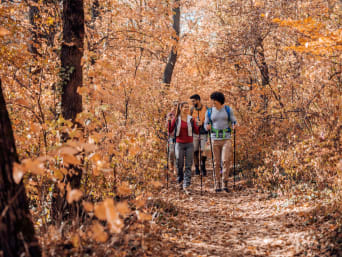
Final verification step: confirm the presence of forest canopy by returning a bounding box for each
[0,0,341,256]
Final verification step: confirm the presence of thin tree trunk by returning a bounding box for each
[163,0,180,86]
[52,0,84,221]
[0,79,41,257]
[60,0,84,121]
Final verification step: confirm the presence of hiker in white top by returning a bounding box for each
[204,92,237,192]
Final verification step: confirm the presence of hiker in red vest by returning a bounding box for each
[168,102,200,195]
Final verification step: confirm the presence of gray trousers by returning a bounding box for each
[175,142,194,188]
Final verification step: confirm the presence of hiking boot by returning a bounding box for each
[223,181,228,192]
[195,166,200,175]
[215,188,222,193]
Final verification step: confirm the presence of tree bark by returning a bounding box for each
[0,79,41,257]
[28,1,40,57]
[162,0,180,86]
[60,0,84,121]
[52,0,84,221]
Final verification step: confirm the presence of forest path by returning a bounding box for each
[159,173,327,257]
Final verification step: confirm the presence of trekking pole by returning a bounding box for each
[166,120,171,190]
[233,126,236,189]
[208,130,216,190]
[199,131,203,195]
[197,113,203,195]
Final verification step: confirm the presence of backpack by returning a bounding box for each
[207,105,231,125]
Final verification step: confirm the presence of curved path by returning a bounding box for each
[159,174,333,257]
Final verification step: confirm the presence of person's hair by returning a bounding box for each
[175,102,189,117]
[210,92,225,105]
[190,94,201,101]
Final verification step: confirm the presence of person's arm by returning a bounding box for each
[230,108,237,127]
[204,110,210,131]
[169,118,176,134]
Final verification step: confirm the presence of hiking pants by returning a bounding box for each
[175,142,194,188]
[212,139,232,189]
[193,134,207,168]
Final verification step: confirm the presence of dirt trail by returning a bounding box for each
[159,174,333,257]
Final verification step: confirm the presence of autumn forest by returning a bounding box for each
[0,0,342,256]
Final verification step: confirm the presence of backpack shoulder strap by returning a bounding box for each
[190,107,194,116]
[207,108,212,124]
[225,105,231,122]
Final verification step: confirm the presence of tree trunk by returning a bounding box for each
[28,1,40,57]
[162,0,180,86]
[60,0,84,121]
[52,0,84,222]
[0,79,41,257]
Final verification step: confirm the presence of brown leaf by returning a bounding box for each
[117,182,131,196]
[151,180,163,189]
[15,98,29,106]
[62,154,81,165]
[58,146,78,155]
[0,27,11,36]
[94,202,106,220]
[82,201,94,212]
[116,201,130,216]
[104,199,123,233]
[67,189,83,203]
[12,162,24,184]
[136,210,151,222]
[91,221,108,243]
[71,234,81,248]
[22,159,44,175]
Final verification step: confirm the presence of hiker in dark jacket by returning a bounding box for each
[204,92,237,192]
[168,102,200,194]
